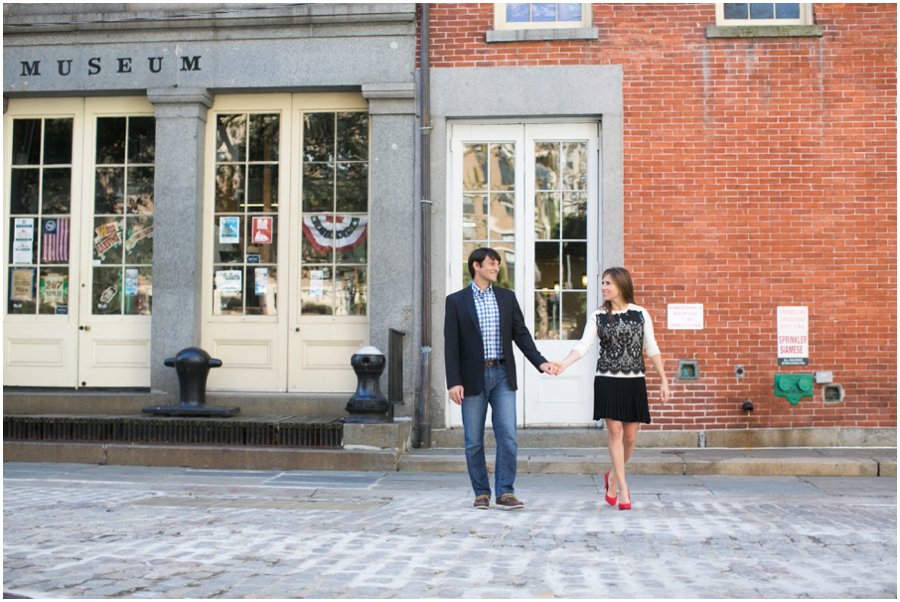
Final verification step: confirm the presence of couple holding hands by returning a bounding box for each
[444,247,670,511]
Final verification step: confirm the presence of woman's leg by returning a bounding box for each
[606,419,626,497]
[607,420,641,501]
[618,422,640,504]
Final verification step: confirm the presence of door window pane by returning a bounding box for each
[245,265,277,316]
[533,140,587,340]
[12,120,41,165]
[335,266,366,316]
[42,269,65,312]
[42,168,72,214]
[91,115,155,315]
[43,119,73,165]
[7,118,73,316]
[212,112,279,316]
[300,111,369,316]
[123,266,152,315]
[461,142,516,289]
[300,265,333,316]
[561,291,586,340]
[9,169,40,214]
[92,266,122,314]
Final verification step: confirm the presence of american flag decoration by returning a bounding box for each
[302,215,367,252]
[41,218,69,263]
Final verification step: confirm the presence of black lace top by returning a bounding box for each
[571,304,660,378]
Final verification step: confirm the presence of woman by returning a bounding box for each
[552,267,670,510]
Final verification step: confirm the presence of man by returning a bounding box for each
[444,247,556,510]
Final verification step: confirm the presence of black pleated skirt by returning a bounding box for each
[593,376,651,424]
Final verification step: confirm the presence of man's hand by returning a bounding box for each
[540,362,559,376]
[449,385,465,405]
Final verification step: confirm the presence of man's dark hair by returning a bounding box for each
[467,247,502,279]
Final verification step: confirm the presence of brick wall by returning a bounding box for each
[425,4,897,429]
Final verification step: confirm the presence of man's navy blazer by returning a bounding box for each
[444,284,549,397]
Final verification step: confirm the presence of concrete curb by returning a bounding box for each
[4,442,896,477]
[3,442,401,472]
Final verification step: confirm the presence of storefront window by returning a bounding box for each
[300,112,368,316]
[92,116,155,315]
[212,113,280,316]
[8,118,73,315]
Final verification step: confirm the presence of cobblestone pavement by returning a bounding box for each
[3,463,896,599]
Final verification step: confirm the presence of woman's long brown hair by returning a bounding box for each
[602,267,635,323]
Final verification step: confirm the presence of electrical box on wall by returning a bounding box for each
[823,384,844,403]
[677,360,699,381]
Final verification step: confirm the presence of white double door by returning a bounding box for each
[201,93,370,393]
[4,97,154,388]
[448,122,600,427]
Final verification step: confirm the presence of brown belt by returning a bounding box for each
[484,359,505,367]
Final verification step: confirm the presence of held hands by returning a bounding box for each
[550,360,567,376]
[540,362,560,376]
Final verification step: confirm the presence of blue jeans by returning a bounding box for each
[461,364,517,498]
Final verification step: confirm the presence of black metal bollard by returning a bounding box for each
[344,346,390,423]
[143,347,239,417]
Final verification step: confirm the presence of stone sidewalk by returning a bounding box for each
[3,462,897,599]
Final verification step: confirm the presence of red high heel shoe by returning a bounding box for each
[604,472,617,506]
[618,489,631,511]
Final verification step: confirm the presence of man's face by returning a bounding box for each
[473,256,501,285]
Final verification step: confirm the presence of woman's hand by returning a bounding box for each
[551,361,567,375]
[659,379,671,403]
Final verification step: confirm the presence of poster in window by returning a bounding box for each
[99,286,118,305]
[255,267,268,295]
[219,217,240,244]
[251,216,273,244]
[125,268,139,296]
[42,273,66,305]
[10,268,35,301]
[43,218,70,262]
[93,221,121,261]
[13,218,34,264]
[310,269,324,298]
[216,269,242,292]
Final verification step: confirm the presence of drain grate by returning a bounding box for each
[3,415,343,449]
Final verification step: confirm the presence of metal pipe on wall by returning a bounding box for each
[415,3,432,449]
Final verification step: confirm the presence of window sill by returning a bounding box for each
[486,27,599,43]
[706,25,822,38]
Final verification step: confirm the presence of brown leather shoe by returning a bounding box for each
[473,495,490,509]
[495,493,524,510]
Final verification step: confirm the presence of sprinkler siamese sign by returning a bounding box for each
[777,306,809,366]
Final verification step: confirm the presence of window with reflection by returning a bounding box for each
[533,140,587,341]
[717,3,810,25]
[7,118,74,316]
[495,3,590,29]
[212,113,280,316]
[461,142,516,290]
[93,116,155,315]
[300,112,368,316]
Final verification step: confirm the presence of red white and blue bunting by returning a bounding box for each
[302,215,367,252]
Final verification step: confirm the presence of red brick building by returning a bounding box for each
[424,3,896,432]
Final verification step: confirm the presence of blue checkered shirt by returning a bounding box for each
[471,282,503,361]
